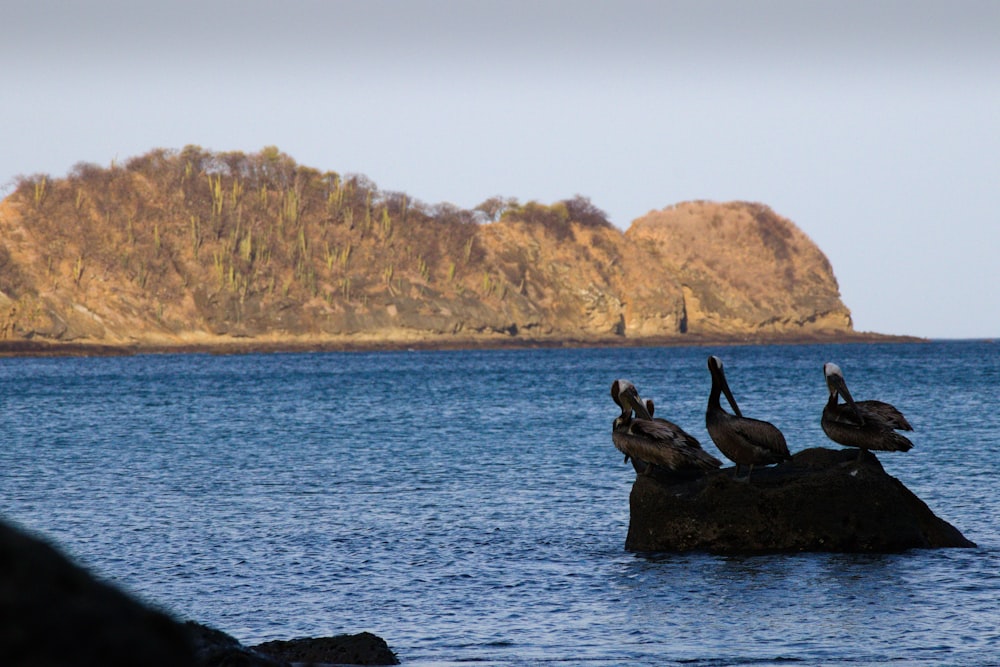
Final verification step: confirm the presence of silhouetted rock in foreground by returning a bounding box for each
[0,519,194,666]
[0,517,397,666]
[626,447,976,553]
[254,634,399,666]
[184,622,286,666]
[186,622,400,666]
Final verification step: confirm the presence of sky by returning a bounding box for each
[4,0,999,339]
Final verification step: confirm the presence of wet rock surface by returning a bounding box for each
[626,447,976,553]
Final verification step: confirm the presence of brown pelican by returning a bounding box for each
[822,362,913,459]
[610,379,721,473]
[705,355,790,481]
[610,379,639,464]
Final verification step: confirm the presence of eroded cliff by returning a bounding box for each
[0,148,857,351]
[627,201,852,335]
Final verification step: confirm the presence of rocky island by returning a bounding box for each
[626,448,975,553]
[0,146,898,355]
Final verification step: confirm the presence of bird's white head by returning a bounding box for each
[611,379,637,408]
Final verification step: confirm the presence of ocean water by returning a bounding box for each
[1,340,998,666]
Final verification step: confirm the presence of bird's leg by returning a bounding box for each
[745,464,755,483]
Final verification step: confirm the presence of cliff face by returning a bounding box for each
[626,201,852,335]
[0,148,854,350]
[472,219,688,338]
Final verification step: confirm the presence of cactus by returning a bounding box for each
[33,176,46,206]
[190,215,202,255]
[208,174,224,218]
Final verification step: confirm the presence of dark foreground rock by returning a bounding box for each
[186,623,400,666]
[254,634,399,666]
[626,447,976,553]
[0,517,397,666]
[184,622,286,666]
[0,518,194,666]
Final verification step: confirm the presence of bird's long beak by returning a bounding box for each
[832,374,864,423]
[718,368,743,418]
[622,387,653,420]
[832,374,855,405]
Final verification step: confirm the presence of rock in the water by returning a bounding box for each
[184,621,289,666]
[0,516,400,667]
[253,633,399,665]
[626,447,976,553]
[0,518,195,666]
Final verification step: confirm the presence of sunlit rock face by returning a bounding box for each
[625,447,975,554]
[625,201,853,337]
[0,163,856,350]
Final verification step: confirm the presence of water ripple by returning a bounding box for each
[0,342,998,665]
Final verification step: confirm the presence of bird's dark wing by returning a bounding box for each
[630,418,703,450]
[826,403,865,428]
[857,400,913,431]
[731,417,790,457]
[614,418,721,471]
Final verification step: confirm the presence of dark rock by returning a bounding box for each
[625,447,976,553]
[0,516,399,667]
[0,518,195,666]
[184,621,288,667]
[253,633,399,666]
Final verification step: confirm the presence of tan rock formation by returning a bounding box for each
[626,201,853,336]
[0,150,859,352]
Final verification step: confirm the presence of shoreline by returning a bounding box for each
[0,330,926,358]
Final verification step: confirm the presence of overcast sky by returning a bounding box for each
[5,0,998,338]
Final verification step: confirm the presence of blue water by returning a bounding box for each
[1,341,998,665]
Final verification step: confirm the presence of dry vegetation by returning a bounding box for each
[0,146,855,349]
[7,147,613,310]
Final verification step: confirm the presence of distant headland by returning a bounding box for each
[0,146,916,356]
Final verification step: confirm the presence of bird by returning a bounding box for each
[705,355,790,481]
[610,379,721,474]
[821,362,913,459]
[610,379,640,465]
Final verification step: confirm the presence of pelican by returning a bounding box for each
[822,362,913,459]
[705,355,790,481]
[610,379,639,464]
[610,379,721,473]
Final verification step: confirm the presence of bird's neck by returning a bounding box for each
[708,379,724,411]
